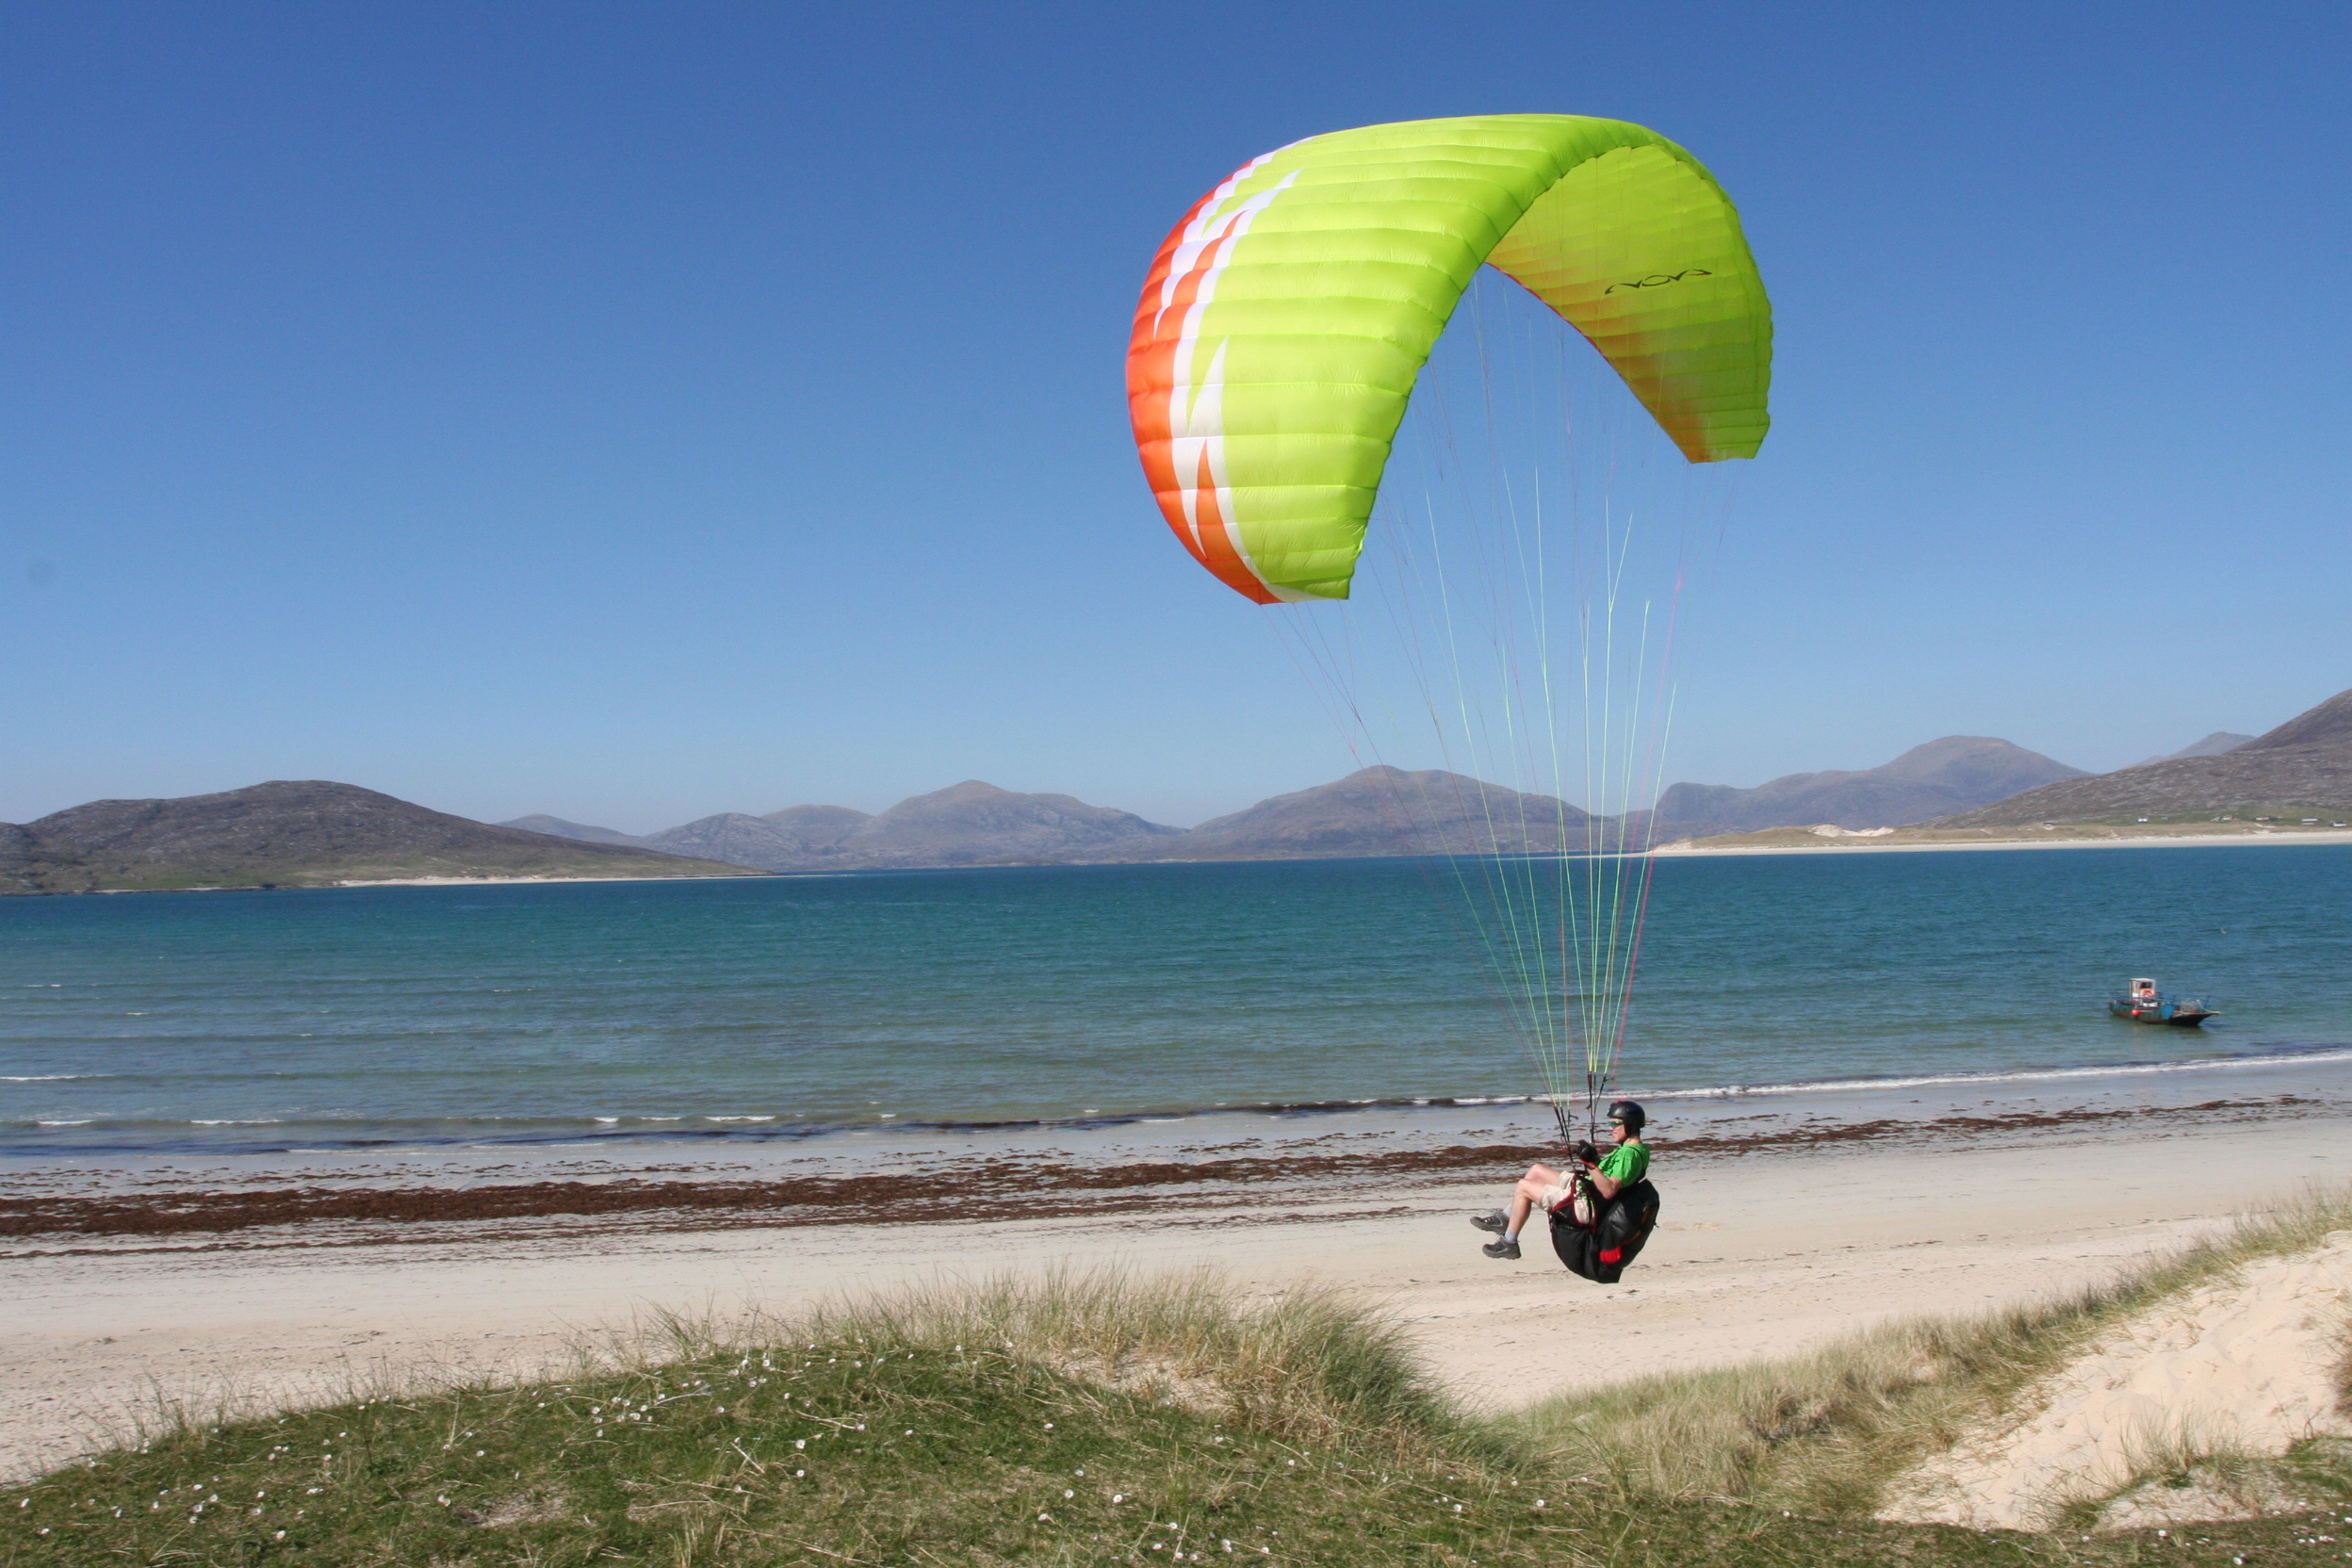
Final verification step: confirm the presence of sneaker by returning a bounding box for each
[1481,1238,1521,1260]
[1469,1209,1509,1233]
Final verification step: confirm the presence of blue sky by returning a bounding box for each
[6,2,2347,830]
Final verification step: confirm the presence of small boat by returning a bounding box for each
[2108,977,2216,1027]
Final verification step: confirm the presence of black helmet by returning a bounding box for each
[1606,1099,1646,1133]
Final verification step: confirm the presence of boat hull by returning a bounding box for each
[2108,1000,2214,1027]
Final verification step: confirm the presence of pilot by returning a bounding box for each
[1471,1100,1649,1260]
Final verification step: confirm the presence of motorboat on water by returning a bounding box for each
[2108,976,2216,1027]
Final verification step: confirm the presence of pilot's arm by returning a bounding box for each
[1575,1141,1624,1200]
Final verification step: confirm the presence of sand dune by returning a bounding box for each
[1885,1231,2352,1529]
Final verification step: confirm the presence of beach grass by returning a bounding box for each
[8,1266,2346,1566]
[1505,1184,2352,1525]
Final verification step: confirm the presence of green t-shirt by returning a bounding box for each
[1597,1140,1649,1187]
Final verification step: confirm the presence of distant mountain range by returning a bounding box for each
[512,693,2343,870]
[1932,689,2352,827]
[1,781,761,895]
[17,694,2338,895]
[500,732,2107,873]
[507,768,1611,870]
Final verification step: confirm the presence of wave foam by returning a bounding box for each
[1650,1046,2352,1102]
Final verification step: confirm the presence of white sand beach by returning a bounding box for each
[1658,826,2352,857]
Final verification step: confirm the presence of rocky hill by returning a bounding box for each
[836,782,1182,868]
[759,804,874,852]
[523,785,1180,873]
[1,782,763,894]
[1932,688,2352,827]
[1154,765,1596,860]
[498,813,649,846]
[1653,737,2088,836]
[2128,731,2255,769]
[503,805,882,868]
[638,804,875,869]
[640,812,819,869]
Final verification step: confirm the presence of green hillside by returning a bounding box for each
[1934,688,2352,827]
[0,780,765,894]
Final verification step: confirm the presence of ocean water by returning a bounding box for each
[2,845,2347,1157]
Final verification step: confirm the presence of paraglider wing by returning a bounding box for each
[1127,114,1772,603]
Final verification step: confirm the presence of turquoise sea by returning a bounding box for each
[2,845,2348,1158]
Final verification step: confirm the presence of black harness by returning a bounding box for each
[1548,1176,1661,1282]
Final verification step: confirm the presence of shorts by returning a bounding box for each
[1540,1176,1593,1227]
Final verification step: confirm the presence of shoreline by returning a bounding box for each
[12,831,2349,896]
[331,872,764,888]
[4,1090,2328,1257]
[53,871,762,895]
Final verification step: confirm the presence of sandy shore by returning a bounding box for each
[6,1063,2348,1486]
[1658,826,2352,857]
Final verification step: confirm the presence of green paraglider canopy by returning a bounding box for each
[1127,114,1772,603]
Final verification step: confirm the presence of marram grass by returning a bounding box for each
[5,1265,2346,1566]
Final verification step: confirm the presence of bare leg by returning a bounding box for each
[1507,1163,1564,1239]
